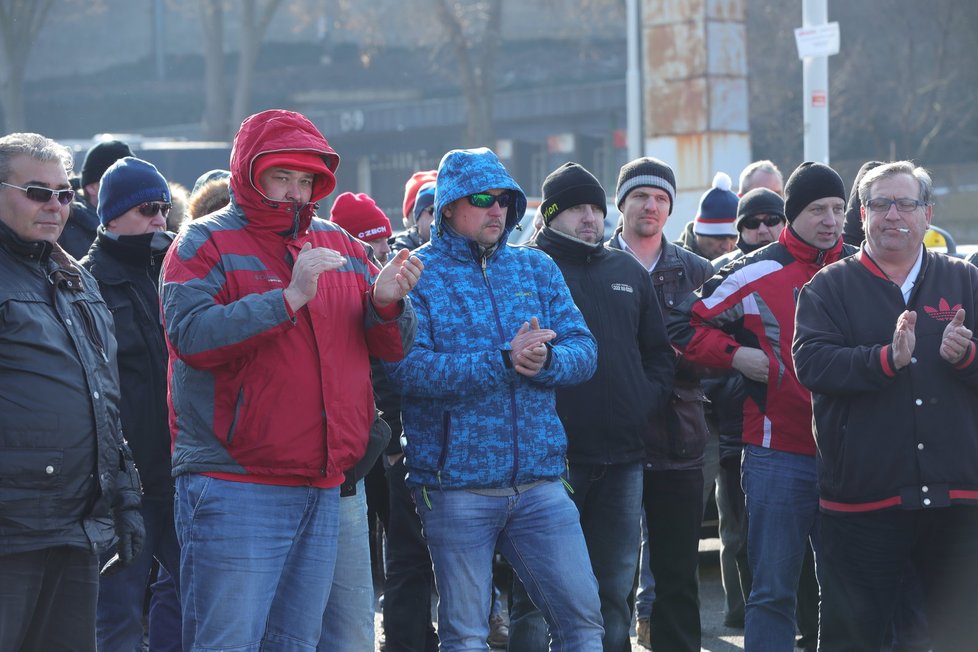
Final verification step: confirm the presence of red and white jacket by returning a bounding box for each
[668,227,854,456]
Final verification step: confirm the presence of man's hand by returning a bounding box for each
[284,242,347,311]
[113,507,145,571]
[373,248,424,308]
[732,347,769,383]
[510,317,555,377]
[940,308,972,365]
[892,309,917,369]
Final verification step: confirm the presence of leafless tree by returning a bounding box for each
[0,0,53,133]
[200,0,230,140]
[231,0,285,129]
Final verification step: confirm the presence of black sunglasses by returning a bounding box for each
[137,202,172,217]
[741,214,785,230]
[467,192,512,209]
[1,181,75,206]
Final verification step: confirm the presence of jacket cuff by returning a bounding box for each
[954,341,977,369]
[880,344,897,377]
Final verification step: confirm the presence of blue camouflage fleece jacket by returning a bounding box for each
[384,148,597,489]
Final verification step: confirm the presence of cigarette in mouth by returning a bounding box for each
[897,228,910,233]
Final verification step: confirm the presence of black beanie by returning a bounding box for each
[783,162,846,223]
[736,188,785,230]
[615,156,676,213]
[540,162,606,224]
[81,140,133,188]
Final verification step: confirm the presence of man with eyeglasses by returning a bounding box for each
[0,133,144,651]
[74,156,181,650]
[669,161,856,651]
[384,147,603,651]
[793,160,978,650]
[160,109,421,650]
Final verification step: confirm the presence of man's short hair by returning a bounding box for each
[0,133,73,184]
[858,161,933,208]
[738,160,783,195]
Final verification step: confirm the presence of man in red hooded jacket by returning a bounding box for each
[160,109,421,650]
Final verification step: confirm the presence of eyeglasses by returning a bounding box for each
[865,198,927,214]
[467,192,512,209]
[137,202,172,217]
[0,181,75,206]
[740,214,785,230]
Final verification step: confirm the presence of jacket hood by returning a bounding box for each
[433,147,527,240]
[229,109,340,235]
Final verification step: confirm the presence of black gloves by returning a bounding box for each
[104,444,145,575]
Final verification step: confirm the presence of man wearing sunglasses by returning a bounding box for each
[713,187,787,271]
[384,147,603,651]
[794,161,978,650]
[77,156,180,650]
[160,109,420,650]
[0,133,144,651]
[669,162,856,651]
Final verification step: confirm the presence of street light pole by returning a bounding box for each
[802,0,829,163]
[626,0,643,161]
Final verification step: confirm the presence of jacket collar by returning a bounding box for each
[88,228,173,281]
[781,225,845,266]
[536,226,604,261]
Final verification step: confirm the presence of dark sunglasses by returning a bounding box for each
[467,192,512,209]
[740,214,785,230]
[1,181,75,206]
[137,202,172,217]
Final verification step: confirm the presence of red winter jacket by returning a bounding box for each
[161,110,414,487]
[668,227,854,456]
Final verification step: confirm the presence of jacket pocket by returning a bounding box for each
[226,386,245,446]
[662,385,710,460]
[0,448,64,520]
[436,411,453,473]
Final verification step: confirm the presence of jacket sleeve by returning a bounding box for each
[528,259,598,387]
[160,227,295,370]
[668,263,746,369]
[639,272,676,412]
[792,277,899,394]
[361,240,417,362]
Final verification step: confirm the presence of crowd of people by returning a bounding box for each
[1,106,977,652]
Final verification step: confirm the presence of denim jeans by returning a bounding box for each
[97,495,181,651]
[716,455,749,626]
[320,480,374,651]
[820,506,978,652]
[741,445,820,652]
[634,513,655,621]
[149,566,183,652]
[643,468,704,652]
[0,546,99,651]
[383,457,438,652]
[174,474,340,651]
[509,462,642,652]
[416,480,603,652]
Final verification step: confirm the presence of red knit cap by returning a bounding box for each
[252,151,336,198]
[402,169,438,221]
[330,192,393,240]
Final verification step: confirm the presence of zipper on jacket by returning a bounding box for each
[436,410,452,486]
[75,300,108,363]
[480,252,522,487]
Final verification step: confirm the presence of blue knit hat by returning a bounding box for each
[97,157,171,226]
[694,172,739,236]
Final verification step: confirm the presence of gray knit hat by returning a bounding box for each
[615,157,676,213]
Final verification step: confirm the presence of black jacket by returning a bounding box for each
[607,228,714,468]
[534,227,675,464]
[59,198,100,259]
[82,229,173,498]
[390,227,423,254]
[0,220,141,555]
[794,248,978,512]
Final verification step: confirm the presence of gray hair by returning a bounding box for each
[858,161,933,207]
[738,160,783,194]
[0,133,73,184]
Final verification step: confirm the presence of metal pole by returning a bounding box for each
[154,0,166,80]
[626,0,643,161]
[802,0,829,163]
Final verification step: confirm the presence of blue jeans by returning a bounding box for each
[174,474,340,651]
[509,462,642,651]
[149,566,183,652]
[741,445,820,652]
[635,513,655,621]
[416,480,603,652]
[821,506,978,652]
[320,480,374,651]
[97,495,181,651]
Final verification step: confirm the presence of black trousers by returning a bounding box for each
[382,457,439,652]
[644,468,704,652]
[0,546,99,652]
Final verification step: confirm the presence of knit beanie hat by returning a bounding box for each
[413,182,436,220]
[694,172,739,236]
[403,169,438,221]
[81,140,133,188]
[97,157,171,226]
[615,156,676,213]
[736,188,785,230]
[783,162,847,223]
[330,192,393,241]
[540,162,606,225]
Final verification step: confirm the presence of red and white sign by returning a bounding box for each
[794,22,840,59]
[811,91,827,108]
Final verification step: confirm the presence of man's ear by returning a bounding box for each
[860,204,866,223]
[442,203,452,220]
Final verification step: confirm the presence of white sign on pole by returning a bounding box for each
[794,22,840,59]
